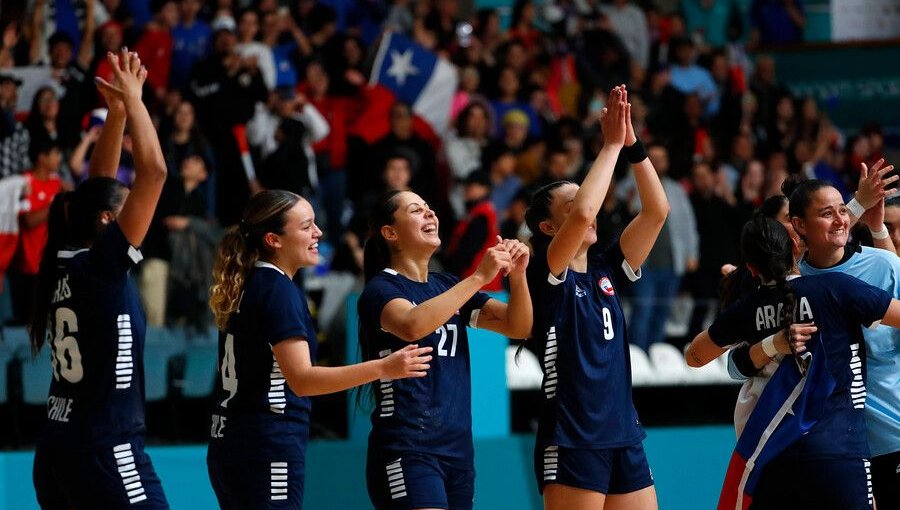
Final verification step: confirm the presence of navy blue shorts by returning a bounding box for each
[33,439,169,509]
[750,457,873,510]
[534,441,654,495]
[366,450,475,510]
[208,453,305,510]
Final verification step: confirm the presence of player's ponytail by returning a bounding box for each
[363,190,405,283]
[525,180,570,252]
[719,195,791,310]
[210,190,302,330]
[29,191,72,354]
[740,215,798,333]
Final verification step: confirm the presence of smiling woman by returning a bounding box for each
[358,189,532,510]
[205,190,433,510]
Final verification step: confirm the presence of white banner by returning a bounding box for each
[832,0,900,42]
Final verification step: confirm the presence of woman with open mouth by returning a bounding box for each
[524,85,669,510]
[358,188,532,510]
[206,190,433,509]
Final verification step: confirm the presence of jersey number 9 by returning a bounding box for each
[51,307,84,383]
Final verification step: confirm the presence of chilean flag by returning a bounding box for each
[369,32,458,137]
[718,337,836,510]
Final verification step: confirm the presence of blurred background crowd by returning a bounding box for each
[0,0,898,440]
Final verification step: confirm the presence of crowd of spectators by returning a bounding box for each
[0,0,889,353]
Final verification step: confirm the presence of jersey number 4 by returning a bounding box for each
[220,333,238,407]
[51,307,84,383]
[436,324,459,357]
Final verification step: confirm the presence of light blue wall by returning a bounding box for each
[0,426,736,509]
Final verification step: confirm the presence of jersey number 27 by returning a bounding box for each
[435,324,459,357]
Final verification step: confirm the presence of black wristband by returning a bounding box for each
[623,138,648,164]
[731,344,761,378]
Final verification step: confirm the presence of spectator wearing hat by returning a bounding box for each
[0,73,30,179]
[171,0,212,91]
[444,170,502,291]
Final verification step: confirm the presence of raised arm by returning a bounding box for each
[96,50,166,247]
[76,0,96,70]
[848,158,897,229]
[381,246,510,342]
[546,86,626,276]
[90,51,131,179]
[618,103,669,271]
[473,238,533,339]
[28,0,45,65]
[274,341,432,397]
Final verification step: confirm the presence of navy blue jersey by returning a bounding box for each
[527,239,645,449]
[708,272,891,461]
[358,269,491,464]
[41,222,148,450]
[208,262,318,462]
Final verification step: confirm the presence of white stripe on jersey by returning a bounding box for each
[268,359,287,414]
[378,349,395,418]
[271,461,289,501]
[386,459,406,499]
[115,315,134,389]
[849,343,866,409]
[543,327,558,399]
[864,459,873,507]
[543,445,559,481]
[113,443,147,504]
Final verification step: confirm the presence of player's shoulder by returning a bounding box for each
[247,264,300,301]
[860,246,900,269]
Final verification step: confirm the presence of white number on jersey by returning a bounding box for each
[436,324,459,357]
[602,307,614,340]
[220,333,238,407]
[51,307,84,383]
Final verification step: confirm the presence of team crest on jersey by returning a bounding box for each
[598,277,615,296]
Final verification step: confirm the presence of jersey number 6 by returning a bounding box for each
[51,307,84,383]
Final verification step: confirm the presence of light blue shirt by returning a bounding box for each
[669,64,720,116]
[800,247,900,457]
